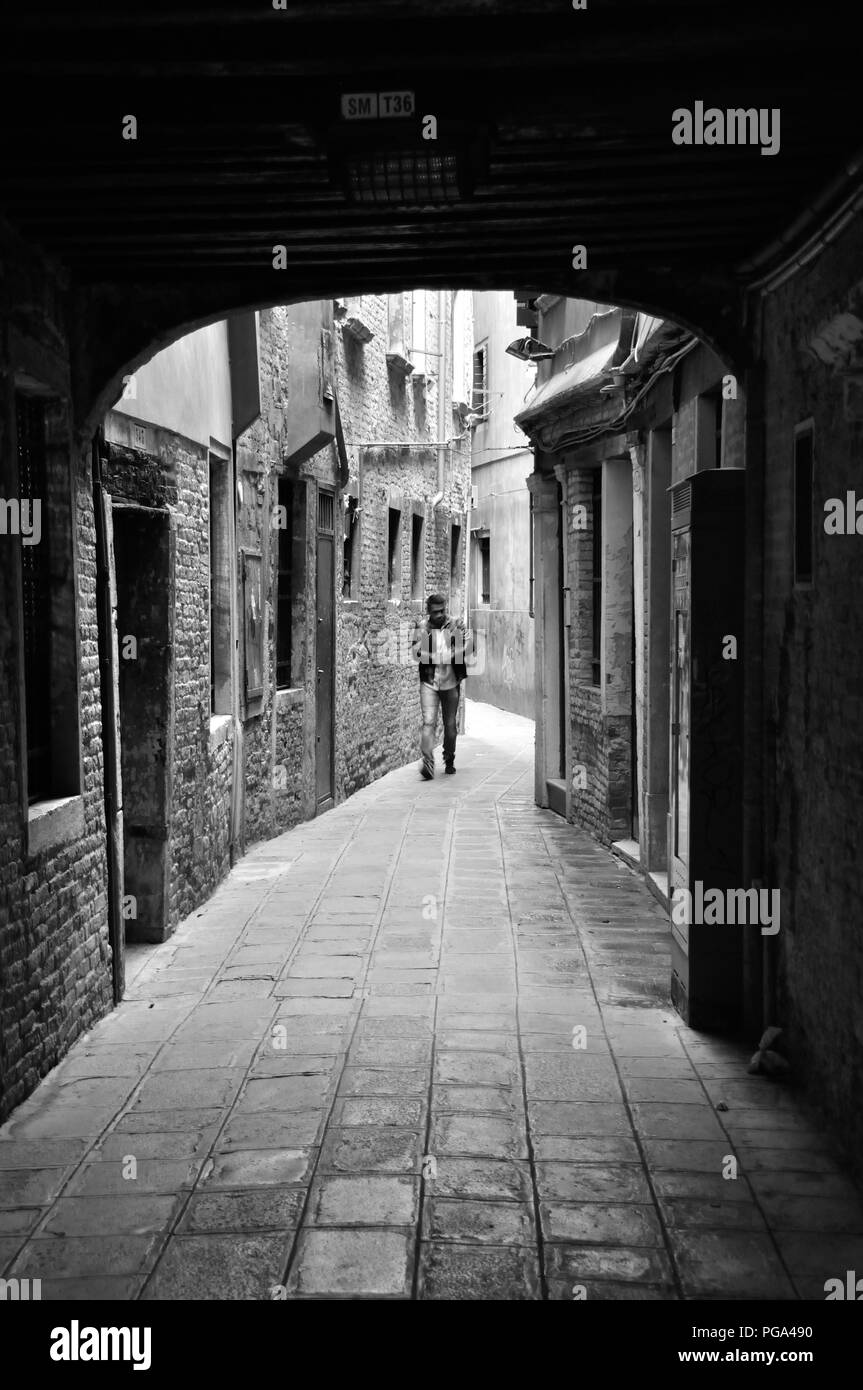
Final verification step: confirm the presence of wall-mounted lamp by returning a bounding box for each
[505,336,555,362]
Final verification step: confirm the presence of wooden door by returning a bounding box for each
[670,526,691,906]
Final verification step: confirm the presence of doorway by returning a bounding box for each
[113,505,173,942]
[315,488,336,811]
[670,525,691,896]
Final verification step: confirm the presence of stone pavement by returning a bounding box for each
[2,701,862,1301]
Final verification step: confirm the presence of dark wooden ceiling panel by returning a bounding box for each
[0,0,858,377]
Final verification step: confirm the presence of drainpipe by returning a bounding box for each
[91,428,124,1003]
[464,472,472,630]
[432,289,448,510]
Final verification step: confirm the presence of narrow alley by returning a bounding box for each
[1,703,860,1302]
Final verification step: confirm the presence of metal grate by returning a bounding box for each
[672,481,692,515]
[472,345,488,416]
[344,150,461,207]
[317,489,335,534]
[17,394,52,802]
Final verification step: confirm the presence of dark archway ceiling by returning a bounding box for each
[1,0,859,410]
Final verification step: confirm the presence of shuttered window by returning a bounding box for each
[276,479,294,688]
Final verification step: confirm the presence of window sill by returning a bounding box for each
[209,713,233,750]
[276,687,304,710]
[27,794,85,858]
[386,352,414,378]
[341,597,360,608]
[342,316,374,345]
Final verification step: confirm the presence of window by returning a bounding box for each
[591,469,602,686]
[343,494,360,600]
[474,533,490,606]
[242,550,264,703]
[209,454,232,715]
[794,424,814,586]
[697,387,723,470]
[317,489,335,533]
[18,395,51,802]
[15,390,79,805]
[276,478,294,687]
[450,522,462,591]
[411,511,425,599]
[387,507,402,600]
[472,344,488,418]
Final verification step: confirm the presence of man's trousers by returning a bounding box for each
[419,682,460,770]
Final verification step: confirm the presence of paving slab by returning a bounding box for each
[177,1188,305,1233]
[418,1242,541,1299]
[535,1162,652,1204]
[286,1228,413,1297]
[540,1201,665,1247]
[318,1127,422,1174]
[201,1149,316,1187]
[140,1233,294,1300]
[308,1175,419,1226]
[423,1197,535,1245]
[41,1194,181,1236]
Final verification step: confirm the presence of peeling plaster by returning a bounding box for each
[807,306,863,369]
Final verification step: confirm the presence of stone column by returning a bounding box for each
[553,461,573,822]
[527,470,561,808]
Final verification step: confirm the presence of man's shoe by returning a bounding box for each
[444,763,456,775]
[420,763,434,781]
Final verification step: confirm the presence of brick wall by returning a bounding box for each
[167,436,234,928]
[0,221,113,1119]
[234,305,320,847]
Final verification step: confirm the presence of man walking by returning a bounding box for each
[411,593,474,780]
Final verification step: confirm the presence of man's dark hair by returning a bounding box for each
[426,593,446,610]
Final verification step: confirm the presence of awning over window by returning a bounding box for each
[515,340,618,427]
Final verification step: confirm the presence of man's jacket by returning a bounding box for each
[410,620,474,685]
